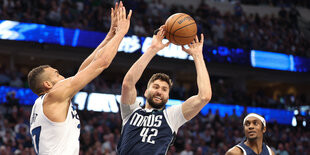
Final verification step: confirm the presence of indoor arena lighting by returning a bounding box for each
[1,20,310,72]
[250,50,293,71]
[0,86,298,125]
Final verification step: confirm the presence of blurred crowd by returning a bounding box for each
[1,63,308,110]
[0,1,309,153]
[240,0,310,8]
[0,104,309,155]
[0,0,309,57]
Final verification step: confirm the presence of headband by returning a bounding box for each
[243,113,266,127]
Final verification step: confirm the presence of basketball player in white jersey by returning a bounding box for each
[226,113,275,155]
[28,2,132,154]
[117,26,212,154]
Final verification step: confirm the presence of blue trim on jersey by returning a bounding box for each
[117,109,175,155]
[237,139,271,155]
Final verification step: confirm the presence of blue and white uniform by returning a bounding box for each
[236,140,273,155]
[29,94,80,155]
[117,101,187,155]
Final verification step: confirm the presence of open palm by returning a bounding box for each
[115,6,132,36]
[182,34,204,57]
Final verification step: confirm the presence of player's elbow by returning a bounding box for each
[122,74,136,87]
[199,92,212,103]
[122,78,135,91]
[95,57,111,70]
[122,80,131,90]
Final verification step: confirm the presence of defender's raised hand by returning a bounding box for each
[115,5,132,36]
[182,34,204,57]
[109,1,123,35]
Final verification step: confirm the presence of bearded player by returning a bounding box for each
[117,26,212,154]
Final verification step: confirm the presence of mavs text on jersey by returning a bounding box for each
[117,101,187,155]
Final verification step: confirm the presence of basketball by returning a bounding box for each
[165,13,197,45]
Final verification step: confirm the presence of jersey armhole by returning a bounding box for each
[163,110,174,134]
[40,94,70,126]
[122,107,141,126]
[266,145,272,155]
[163,105,187,134]
[236,145,246,155]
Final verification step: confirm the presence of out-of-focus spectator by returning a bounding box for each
[0,66,10,86]
[180,143,194,155]
[9,74,23,88]
[133,19,148,36]
[234,2,243,17]
[289,6,300,28]
[47,1,61,25]
[275,143,289,155]
[211,19,225,44]
[4,91,20,113]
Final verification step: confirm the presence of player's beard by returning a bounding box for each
[247,136,258,141]
[246,131,259,141]
[146,94,167,109]
[48,77,59,86]
[50,80,57,85]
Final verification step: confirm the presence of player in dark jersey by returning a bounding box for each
[117,26,212,155]
[226,113,275,155]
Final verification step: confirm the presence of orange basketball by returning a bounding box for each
[165,13,197,45]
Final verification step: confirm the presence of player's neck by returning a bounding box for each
[245,139,263,154]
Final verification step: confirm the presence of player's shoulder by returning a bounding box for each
[225,146,243,155]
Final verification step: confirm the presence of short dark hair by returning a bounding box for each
[28,65,50,96]
[147,73,173,89]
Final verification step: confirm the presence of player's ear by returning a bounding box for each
[43,81,53,89]
[262,126,266,133]
[144,88,148,98]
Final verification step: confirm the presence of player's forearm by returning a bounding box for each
[124,47,158,85]
[78,51,97,72]
[95,31,115,52]
[193,54,212,102]
[94,33,124,68]
[78,32,115,72]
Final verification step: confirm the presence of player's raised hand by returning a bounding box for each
[109,1,123,35]
[150,25,170,52]
[115,4,132,36]
[182,34,204,57]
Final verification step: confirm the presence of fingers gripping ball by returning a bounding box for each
[165,13,197,45]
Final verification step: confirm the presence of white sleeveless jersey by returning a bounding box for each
[30,95,80,155]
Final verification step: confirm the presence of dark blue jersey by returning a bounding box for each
[117,103,187,155]
[236,139,272,155]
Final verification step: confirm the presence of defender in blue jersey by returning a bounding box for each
[226,113,275,155]
[118,26,212,155]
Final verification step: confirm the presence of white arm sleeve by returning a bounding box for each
[164,104,188,133]
[120,101,141,125]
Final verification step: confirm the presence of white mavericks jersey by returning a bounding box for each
[30,94,80,155]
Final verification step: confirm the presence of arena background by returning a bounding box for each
[0,0,309,154]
